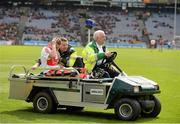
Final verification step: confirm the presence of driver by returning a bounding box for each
[82,30,120,78]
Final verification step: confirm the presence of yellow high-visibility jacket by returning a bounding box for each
[82,41,107,73]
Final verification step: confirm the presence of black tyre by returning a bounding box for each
[66,106,84,111]
[141,96,161,117]
[114,98,141,121]
[33,92,57,113]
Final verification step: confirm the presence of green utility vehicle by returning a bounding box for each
[8,52,161,121]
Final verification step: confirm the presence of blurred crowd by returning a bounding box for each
[0,6,177,46]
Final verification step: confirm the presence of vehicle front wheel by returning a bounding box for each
[141,96,161,117]
[114,98,141,121]
[33,92,57,113]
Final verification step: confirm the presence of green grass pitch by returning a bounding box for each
[0,45,180,123]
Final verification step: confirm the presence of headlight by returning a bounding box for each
[134,86,140,93]
[154,85,159,90]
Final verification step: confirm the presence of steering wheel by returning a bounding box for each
[106,52,117,63]
[103,52,117,68]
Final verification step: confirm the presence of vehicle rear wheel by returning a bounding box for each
[33,92,57,113]
[141,96,161,117]
[114,98,141,121]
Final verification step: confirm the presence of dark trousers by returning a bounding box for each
[93,66,120,78]
[104,67,120,78]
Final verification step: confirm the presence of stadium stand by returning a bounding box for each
[0,8,20,45]
[0,0,179,48]
[145,12,174,42]
[22,7,144,46]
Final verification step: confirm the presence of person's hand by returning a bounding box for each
[31,66,36,70]
[31,63,39,70]
[59,64,65,69]
[105,52,112,58]
[52,37,58,47]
